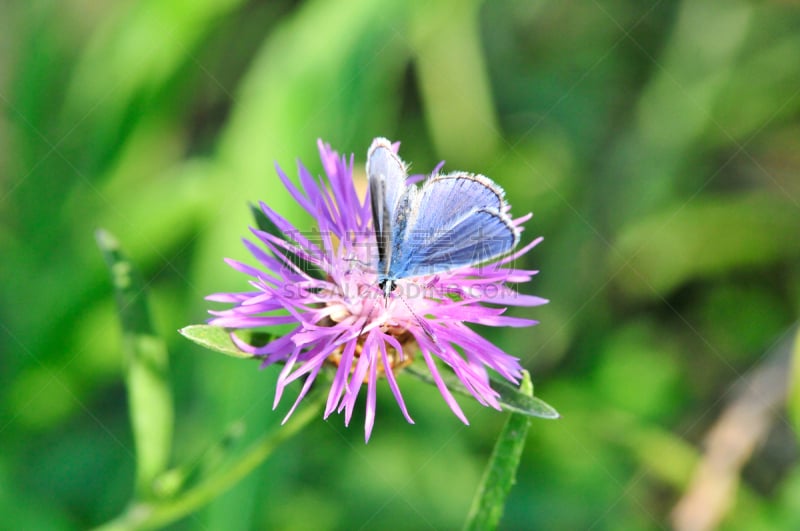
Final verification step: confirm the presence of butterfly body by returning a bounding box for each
[366,138,519,298]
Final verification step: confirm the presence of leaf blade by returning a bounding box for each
[96,229,174,498]
[179,324,269,360]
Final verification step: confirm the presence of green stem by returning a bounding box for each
[94,391,325,531]
[463,370,534,530]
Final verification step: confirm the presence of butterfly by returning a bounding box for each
[366,137,520,298]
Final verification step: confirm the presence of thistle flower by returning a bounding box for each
[206,139,546,441]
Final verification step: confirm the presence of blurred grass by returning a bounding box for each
[2,0,800,529]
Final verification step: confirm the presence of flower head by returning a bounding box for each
[206,139,546,441]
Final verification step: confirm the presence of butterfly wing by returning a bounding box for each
[395,206,519,278]
[366,138,408,277]
[391,172,518,277]
[408,172,508,235]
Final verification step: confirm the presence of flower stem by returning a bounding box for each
[93,391,325,531]
[463,370,534,530]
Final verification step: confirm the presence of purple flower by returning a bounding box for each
[206,139,546,441]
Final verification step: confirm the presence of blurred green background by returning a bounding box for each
[2,0,800,529]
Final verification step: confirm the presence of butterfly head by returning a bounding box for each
[378,277,396,303]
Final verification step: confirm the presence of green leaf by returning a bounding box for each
[96,229,174,499]
[486,371,560,419]
[179,324,272,360]
[464,370,535,530]
[404,361,559,419]
[788,327,800,441]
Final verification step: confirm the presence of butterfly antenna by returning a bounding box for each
[395,288,438,345]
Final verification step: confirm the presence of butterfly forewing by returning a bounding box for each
[366,138,408,276]
[408,172,508,239]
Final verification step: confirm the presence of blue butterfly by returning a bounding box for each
[366,137,520,298]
